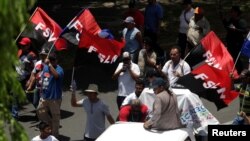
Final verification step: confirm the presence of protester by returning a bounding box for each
[143,77,183,130]
[31,121,58,141]
[26,48,49,109]
[37,53,64,138]
[222,6,248,73]
[121,79,145,106]
[137,37,157,77]
[71,83,115,141]
[144,0,164,64]
[232,69,250,125]
[112,52,140,109]
[186,7,210,54]
[157,46,191,87]
[13,37,37,119]
[178,0,194,58]
[119,99,148,122]
[123,0,144,32]
[122,16,143,63]
[239,111,250,125]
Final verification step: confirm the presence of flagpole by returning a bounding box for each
[71,66,75,84]
[231,51,241,74]
[183,43,200,61]
[47,8,86,57]
[240,94,246,112]
[15,7,39,42]
[60,8,86,37]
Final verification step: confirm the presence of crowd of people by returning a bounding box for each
[13,0,250,140]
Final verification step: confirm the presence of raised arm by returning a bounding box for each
[70,80,82,107]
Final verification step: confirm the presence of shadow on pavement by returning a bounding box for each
[18,115,37,122]
[61,109,74,119]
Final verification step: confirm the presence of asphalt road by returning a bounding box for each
[18,88,239,141]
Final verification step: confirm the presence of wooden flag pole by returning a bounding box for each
[15,7,39,42]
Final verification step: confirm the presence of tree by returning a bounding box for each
[0,0,33,140]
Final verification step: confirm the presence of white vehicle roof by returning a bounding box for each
[96,122,195,141]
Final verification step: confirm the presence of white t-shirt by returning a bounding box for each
[179,8,194,34]
[139,88,156,114]
[162,59,191,87]
[77,98,111,139]
[31,135,58,141]
[115,62,140,97]
[121,92,138,106]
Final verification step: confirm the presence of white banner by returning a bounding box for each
[139,88,220,135]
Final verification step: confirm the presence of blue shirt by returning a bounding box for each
[144,3,163,33]
[41,65,64,100]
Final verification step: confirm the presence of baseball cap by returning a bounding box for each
[19,37,31,46]
[194,7,204,15]
[84,84,99,94]
[124,16,135,24]
[152,77,166,89]
[122,51,131,59]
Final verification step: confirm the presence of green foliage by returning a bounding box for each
[0,0,34,140]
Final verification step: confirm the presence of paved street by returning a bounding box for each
[18,87,239,141]
[19,89,119,141]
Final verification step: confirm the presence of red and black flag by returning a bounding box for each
[79,28,125,64]
[61,9,101,45]
[176,63,238,110]
[18,7,67,51]
[186,31,238,78]
[177,31,239,110]
[62,8,125,63]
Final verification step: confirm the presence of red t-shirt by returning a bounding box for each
[119,104,148,122]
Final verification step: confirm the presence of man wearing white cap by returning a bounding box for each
[71,83,115,141]
[112,52,140,109]
[122,16,143,63]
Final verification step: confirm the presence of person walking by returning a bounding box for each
[178,0,194,58]
[123,0,144,32]
[13,37,37,119]
[26,48,49,109]
[71,83,115,141]
[186,6,210,66]
[144,0,164,60]
[122,16,143,63]
[222,6,248,73]
[36,53,64,139]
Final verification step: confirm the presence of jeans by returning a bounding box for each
[33,88,41,108]
[232,115,244,125]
